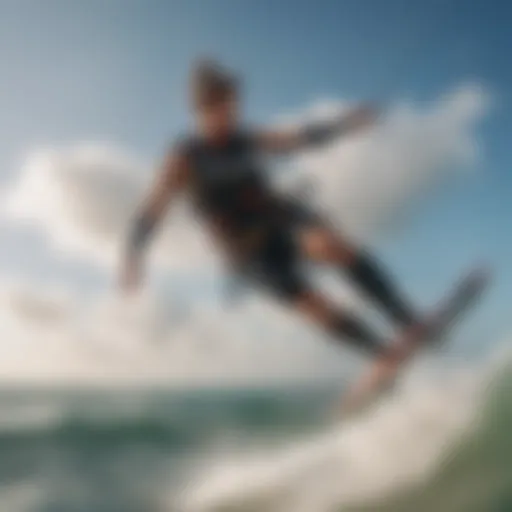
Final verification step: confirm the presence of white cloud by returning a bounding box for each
[284,83,489,241]
[0,279,352,386]
[0,83,491,385]
[2,144,218,272]
[2,84,488,270]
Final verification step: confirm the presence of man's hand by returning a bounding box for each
[119,254,143,295]
[256,102,381,154]
[342,103,380,133]
[118,145,190,295]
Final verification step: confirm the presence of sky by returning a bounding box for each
[0,0,510,384]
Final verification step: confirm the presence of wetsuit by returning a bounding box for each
[128,119,417,354]
[180,129,316,301]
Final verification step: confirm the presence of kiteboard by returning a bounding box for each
[340,265,491,417]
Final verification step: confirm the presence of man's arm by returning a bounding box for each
[119,147,189,292]
[255,104,379,154]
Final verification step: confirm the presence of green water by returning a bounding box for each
[0,365,509,512]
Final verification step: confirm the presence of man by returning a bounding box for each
[120,58,424,365]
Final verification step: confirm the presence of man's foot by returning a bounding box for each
[340,266,491,418]
[386,317,434,363]
[390,266,491,358]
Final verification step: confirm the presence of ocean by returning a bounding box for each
[0,353,510,512]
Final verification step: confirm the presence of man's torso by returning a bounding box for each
[181,130,281,255]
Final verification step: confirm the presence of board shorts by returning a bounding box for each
[241,227,307,300]
[237,197,323,301]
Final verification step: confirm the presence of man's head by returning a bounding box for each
[189,58,240,138]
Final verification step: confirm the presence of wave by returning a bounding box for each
[178,349,512,512]
[0,387,331,450]
[0,348,510,512]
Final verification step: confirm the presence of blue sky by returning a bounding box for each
[0,0,510,352]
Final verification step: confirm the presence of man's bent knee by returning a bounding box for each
[300,228,356,264]
[294,291,334,325]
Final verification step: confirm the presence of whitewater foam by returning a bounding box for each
[177,359,492,512]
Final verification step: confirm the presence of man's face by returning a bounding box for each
[196,96,239,138]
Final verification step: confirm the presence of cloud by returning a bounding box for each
[1,144,218,272]
[0,278,351,385]
[0,83,491,386]
[1,84,489,270]
[283,83,489,241]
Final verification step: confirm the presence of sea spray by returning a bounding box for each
[177,359,496,512]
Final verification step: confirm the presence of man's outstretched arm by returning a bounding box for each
[120,148,189,292]
[255,103,379,154]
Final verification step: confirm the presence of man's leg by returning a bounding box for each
[299,225,419,328]
[291,289,388,357]
[249,226,387,355]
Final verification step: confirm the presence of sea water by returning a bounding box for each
[0,354,510,512]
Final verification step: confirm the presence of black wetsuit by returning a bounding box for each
[180,130,316,300]
[173,129,417,352]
